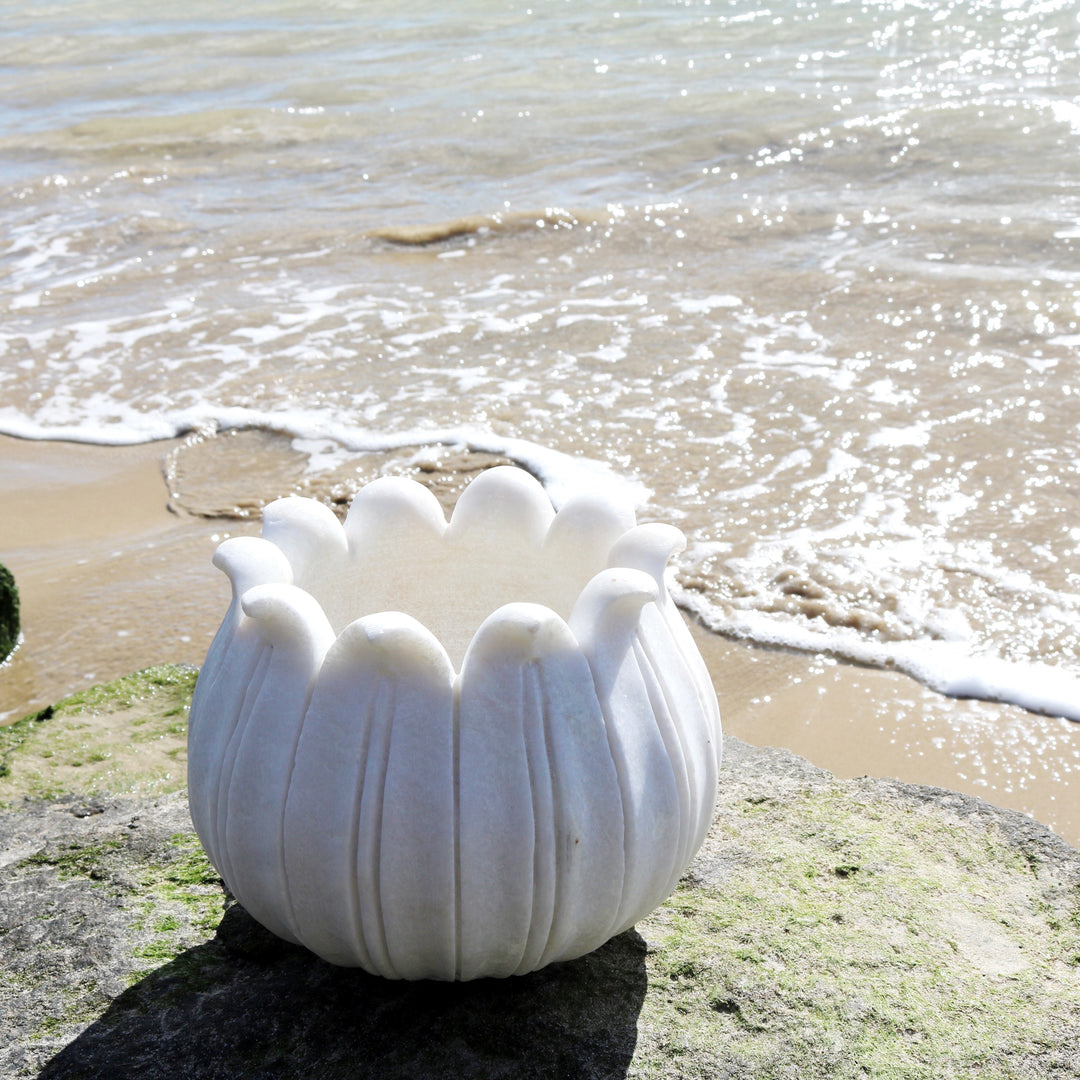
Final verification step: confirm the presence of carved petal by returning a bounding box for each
[445,465,555,551]
[195,536,294,731]
[343,475,447,553]
[544,490,636,567]
[568,567,658,656]
[607,522,722,855]
[529,622,626,970]
[376,618,457,979]
[457,603,587,977]
[569,569,682,936]
[188,616,268,878]
[219,584,335,944]
[189,537,293,870]
[283,613,455,977]
[642,600,723,865]
[261,495,349,591]
[212,535,294,599]
[607,522,686,607]
[456,604,545,978]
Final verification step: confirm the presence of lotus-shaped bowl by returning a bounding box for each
[188,465,721,980]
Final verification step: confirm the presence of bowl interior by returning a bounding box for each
[302,524,608,668]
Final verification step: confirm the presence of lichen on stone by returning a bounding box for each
[632,775,1080,1078]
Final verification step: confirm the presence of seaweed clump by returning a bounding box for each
[0,561,19,663]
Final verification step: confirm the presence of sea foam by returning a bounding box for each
[0,407,649,511]
[676,589,1080,724]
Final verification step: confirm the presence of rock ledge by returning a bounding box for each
[1,667,1078,1079]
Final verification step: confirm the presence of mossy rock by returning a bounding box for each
[634,756,1080,1078]
[1,703,1077,1079]
[0,561,19,662]
[0,664,196,805]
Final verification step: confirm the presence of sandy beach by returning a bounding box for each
[2,433,1077,847]
[0,435,237,720]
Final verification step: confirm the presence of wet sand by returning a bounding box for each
[1,434,1077,847]
[0,435,243,719]
[690,625,1080,847]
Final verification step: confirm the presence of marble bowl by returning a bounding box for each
[187,466,721,980]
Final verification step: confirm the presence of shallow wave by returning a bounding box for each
[678,587,1080,724]
[4,402,1078,722]
[0,408,649,510]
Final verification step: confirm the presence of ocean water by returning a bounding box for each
[2,1,1079,726]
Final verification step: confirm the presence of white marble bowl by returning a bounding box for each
[187,466,721,980]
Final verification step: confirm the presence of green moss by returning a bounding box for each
[55,664,198,716]
[133,937,183,963]
[631,786,1080,1078]
[27,977,107,1042]
[20,840,123,882]
[0,664,197,804]
[18,823,226,1000]
[141,833,221,910]
[30,1014,65,1039]
[0,710,47,779]
[124,833,225,985]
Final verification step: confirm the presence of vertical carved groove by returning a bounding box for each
[344,679,378,971]
[634,636,693,894]
[592,684,633,943]
[452,673,462,980]
[215,645,271,888]
[538,661,561,965]
[277,697,306,941]
[519,659,555,973]
[371,679,397,978]
[647,614,718,847]
[626,640,682,919]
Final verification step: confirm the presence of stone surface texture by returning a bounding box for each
[0,666,1078,1079]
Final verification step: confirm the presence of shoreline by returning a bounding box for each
[2,432,1078,847]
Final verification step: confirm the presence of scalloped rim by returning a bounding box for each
[217,465,685,670]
